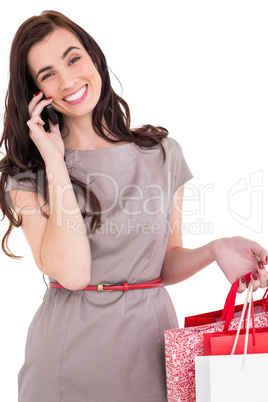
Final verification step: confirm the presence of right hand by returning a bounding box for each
[211,236,268,292]
[27,91,65,165]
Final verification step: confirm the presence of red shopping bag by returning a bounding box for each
[185,275,268,329]
[203,287,268,355]
[203,327,268,355]
[165,273,268,402]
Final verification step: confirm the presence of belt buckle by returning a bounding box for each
[97,283,114,292]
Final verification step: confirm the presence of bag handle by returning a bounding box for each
[231,282,253,368]
[262,288,268,311]
[221,272,252,331]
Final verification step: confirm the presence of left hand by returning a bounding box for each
[211,236,268,292]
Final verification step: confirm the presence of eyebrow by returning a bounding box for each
[35,46,80,80]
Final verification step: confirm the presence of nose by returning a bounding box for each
[59,69,78,91]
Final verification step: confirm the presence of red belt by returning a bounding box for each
[49,277,163,292]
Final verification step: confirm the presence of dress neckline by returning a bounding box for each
[64,141,137,171]
[64,141,134,152]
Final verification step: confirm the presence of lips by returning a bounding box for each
[63,84,88,102]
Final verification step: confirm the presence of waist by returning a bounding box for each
[49,276,163,292]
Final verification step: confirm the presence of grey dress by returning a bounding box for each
[6,137,193,402]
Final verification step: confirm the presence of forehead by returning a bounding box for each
[28,28,84,72]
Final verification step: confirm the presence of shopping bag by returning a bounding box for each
[195,354,268,402]
[204,286,268,355]
[195,283,268,402]
[204,327,268,355]
[185,280,268,329]
[165,273,268,402]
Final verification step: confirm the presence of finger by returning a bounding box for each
[257,261,268,288]
[30,97,53,120]
[237,276,247,294]
[27,115,45,132]
[31,97,53,119]
[250,271,260,292]
[250,241,268,266]
[28,91,43,115]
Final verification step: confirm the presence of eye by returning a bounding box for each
[41,73,53,82]
[69,57,80,65]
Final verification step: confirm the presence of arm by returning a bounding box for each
[40,158,91,290]
[161,185,216,285]
[161,186,268,291]
[10,93,91,290]
[10,159,91,290]
[161,242,216,286]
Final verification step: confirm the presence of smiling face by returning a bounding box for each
[27,28,102,122]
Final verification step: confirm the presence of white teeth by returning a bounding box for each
[64,85,87,102]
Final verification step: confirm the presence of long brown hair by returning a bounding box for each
[0,10,168,259]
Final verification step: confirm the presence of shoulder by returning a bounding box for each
[133,136,187,171]
[150,136,185,164]
[5,170,37,192]
[162,136,184,153]
[5,170,46,199]
[134,136,183,159]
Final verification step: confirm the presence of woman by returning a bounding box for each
[0,10,267,402]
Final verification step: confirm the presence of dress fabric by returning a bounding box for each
[6,137,193,402]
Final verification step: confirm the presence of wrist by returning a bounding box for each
[209,238,225,261]
[45,158,66,177]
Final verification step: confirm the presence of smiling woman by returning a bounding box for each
[0,10,177,402]
[0,9,267,402]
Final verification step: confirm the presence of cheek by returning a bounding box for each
[83,60,101,82]
[41,82,59,98]
[92,70,102,91]
[84,66,98,81]
[85,71,102,95]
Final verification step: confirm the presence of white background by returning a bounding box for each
[0,0,267,398]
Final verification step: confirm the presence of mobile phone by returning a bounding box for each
[41,95,59,132]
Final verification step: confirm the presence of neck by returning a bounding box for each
[61,115,111,150]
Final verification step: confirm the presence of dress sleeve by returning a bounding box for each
[5,171,43,212]
[171,138,193,193]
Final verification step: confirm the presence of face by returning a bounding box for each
[27,28,102,121]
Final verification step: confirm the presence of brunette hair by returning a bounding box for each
[0,10,168,259]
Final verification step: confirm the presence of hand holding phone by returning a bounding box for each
[27,91,65,164]
[41,95,59,132]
